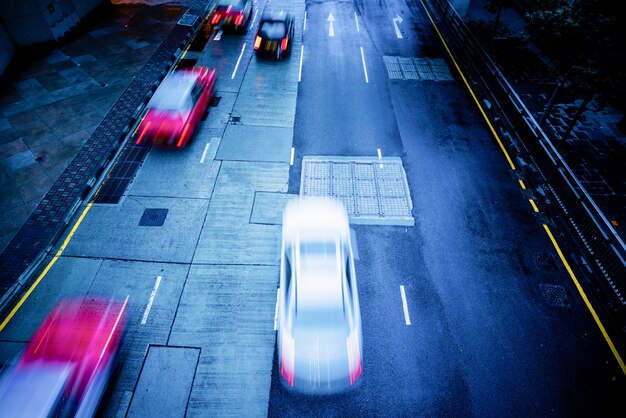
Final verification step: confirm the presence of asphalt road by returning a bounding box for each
[0,0,624,417]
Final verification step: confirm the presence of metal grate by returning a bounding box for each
[139,208,169,226]
[300,157,414,226]
[93,145,150,204]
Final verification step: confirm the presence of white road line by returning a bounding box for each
[290,147,295,166]
[400,285,411,325]
[141,276,162,325]
[274,288,280,331]
[200,142,210,163]
[360,46,369,83]
[214,29,223,41]
[298,45,304,82]
[304,11,307,31]
[354,12,360,32]
[231,42,246,79]
[251,9,259,28]
[377,148,382,159]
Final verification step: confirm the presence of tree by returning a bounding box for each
[484,0,516,35]
[525,0,626,143]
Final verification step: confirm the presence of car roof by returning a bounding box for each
[217,0,246,7]
[149,70,198,110]
[261,10,291,22]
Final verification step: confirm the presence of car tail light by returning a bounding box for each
[346,329,362,385]
[211,13,221,24]
[177,122,192,148]
[226,5,232,13]
[254,36,262,50]
[136,121,152,145]
[99,296,128,360]
[280,333,295,387]
[281,37,289,51]
[235,13,244,26]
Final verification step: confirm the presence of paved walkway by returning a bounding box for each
[0,1,211,306]
[463,0,626,244]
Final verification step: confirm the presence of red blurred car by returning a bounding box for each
[136,66,217,148]
[0,297,128,417]
[210,0,253,33]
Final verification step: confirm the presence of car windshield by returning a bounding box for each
[217,0,244,7]
[259,21,286,39]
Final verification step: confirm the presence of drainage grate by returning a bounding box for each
[229,115,241,124]
[535,252,560,272]
[300,156,414,226]
[93,145,150,204]
[539,284,571,308]
[139,208,169,226]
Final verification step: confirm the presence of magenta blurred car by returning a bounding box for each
[136,66,217,148]
[0,297,128,417]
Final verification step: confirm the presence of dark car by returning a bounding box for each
[210,0,252,33]
[254,11,294,60]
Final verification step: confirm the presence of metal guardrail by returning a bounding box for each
[422,0,626,306]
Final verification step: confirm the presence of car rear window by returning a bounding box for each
[259,21,286,39]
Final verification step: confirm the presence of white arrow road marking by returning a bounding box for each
[141,276,162,325]
[231,42,246,79]
[393,15,403,39]
[354,12,360,32]
[400,285,411,325]
[328,12,335,37]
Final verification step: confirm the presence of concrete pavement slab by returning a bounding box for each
[85,259,189,416]
[169,264,277,417]
[0,256,102,342]
[217,124,293,162]
[126,346,200,418]
[63,196,209,263]
[250,192,295,225]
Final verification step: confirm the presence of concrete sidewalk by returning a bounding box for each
[0,2,189,252]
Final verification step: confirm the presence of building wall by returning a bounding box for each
[0,0,104,48]
[0,22,14,75]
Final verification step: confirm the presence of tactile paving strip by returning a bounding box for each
[300,157,414,226]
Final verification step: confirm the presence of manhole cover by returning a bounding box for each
[139,208,169,226]
[300,156,414,226]
[535,252,560,272]
[539,284,571,308]
[229,115,241,124]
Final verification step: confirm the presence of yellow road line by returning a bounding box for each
[529,199,539,212]
[0,203,94,332]
[543,224,626,375]
[418,0,515,171]
[518,179,526,190]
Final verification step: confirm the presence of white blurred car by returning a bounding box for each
[278,197,363,394]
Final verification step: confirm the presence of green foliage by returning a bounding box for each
[525,0,626,104]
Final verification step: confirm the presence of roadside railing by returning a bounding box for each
[421,0,626,308]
